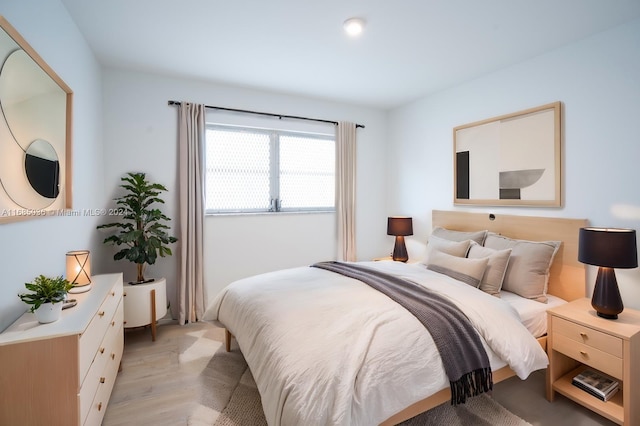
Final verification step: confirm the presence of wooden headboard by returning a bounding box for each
[432,210,588,301]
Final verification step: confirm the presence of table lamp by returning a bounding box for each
[66,250,92,294]
[578,227,637,319]
[387,217,413,262]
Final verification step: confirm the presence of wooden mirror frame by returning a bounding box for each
[0,15,73,223]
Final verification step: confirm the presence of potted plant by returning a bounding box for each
[18,275,73,323]
[97,172,178,284]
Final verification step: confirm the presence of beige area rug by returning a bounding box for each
[104,322,531,426]
[211,347,532,426]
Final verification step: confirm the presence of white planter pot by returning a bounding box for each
[35,302,63,324]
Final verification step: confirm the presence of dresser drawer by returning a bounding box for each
[79,300,123,424]
[83,326,123,426]
[79,283,123,380]
[553,333,623,379]
[552,316,622,357]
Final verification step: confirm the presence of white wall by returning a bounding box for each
[9,4,631,331]
[0,1,105,331]
[388,19,640,309]
[100,70,389,316]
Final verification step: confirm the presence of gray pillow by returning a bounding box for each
[422,235,471,264]
[467,241,512,297]
[483,234,560,303]
[427,249,489,288]
[432,226,488,245]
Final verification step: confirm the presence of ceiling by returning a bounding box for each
[61,0,640,109]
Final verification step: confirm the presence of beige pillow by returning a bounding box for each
[422,235,471,264]
[432,226,488,245]
[427,249,489,288]
[467,241,512,297]
[483,234,560,303]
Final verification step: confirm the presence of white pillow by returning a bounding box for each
[467,241,512,297]
[426,249,489,288]
[483,234,560,303]
[422,235,471,264]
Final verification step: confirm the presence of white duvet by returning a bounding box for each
[204,261,548,426]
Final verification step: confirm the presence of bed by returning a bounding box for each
[205,210,588,425]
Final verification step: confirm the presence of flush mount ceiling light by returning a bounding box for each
[343,17,365,37]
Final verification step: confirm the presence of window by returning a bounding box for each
[205,124,335,213]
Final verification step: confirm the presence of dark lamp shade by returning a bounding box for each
[578,227,638,269]
[387,217,413,236]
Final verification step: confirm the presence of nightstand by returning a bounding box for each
[373,256,393,261]
[546,298,640,425]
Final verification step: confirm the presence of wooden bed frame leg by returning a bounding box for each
[225,329,232,352]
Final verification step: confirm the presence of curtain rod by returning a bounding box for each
[168,100,364,129]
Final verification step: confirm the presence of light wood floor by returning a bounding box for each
[103,321,228,426]
[105,322,616,426]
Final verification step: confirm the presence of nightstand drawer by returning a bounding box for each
[547,298,640,426]
[553,333,622,379]
[552,317,622,357]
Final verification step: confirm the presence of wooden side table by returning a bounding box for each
[546,298,640,425]
[123,278,167,341]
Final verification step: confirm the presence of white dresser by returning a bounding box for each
[0,273,124,426]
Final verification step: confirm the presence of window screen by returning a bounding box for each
[205,125,335,213]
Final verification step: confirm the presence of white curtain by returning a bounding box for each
[178,102,205,324]
[336,121,357,261]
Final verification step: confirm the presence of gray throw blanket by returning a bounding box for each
[311,261,492,405]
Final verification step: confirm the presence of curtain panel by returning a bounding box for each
[336,121,357,261]
[178,102,206,324]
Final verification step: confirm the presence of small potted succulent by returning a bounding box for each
[18,275,73,323]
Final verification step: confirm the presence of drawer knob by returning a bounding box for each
[98,311,105,317]
[111,353,116,360]
[111,321,116,326]
[100,347,105,354]
[98,402,102,411]
[111,291,116,296]
[579,350,589,358]
[579,332,588,339]
[100,377,105,384]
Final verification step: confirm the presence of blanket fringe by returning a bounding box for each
[450,368,493,406]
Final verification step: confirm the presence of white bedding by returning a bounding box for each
[204,261,548,426]
[500,290,567,338]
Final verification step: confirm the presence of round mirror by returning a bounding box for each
[25,139,59,199]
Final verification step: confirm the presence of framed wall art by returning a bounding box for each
[453,101,561,207]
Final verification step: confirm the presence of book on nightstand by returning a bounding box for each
[572,369,619,401]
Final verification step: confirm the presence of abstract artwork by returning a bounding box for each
[453,102,561,207]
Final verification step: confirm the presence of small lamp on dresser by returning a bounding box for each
[387,216,413,262]
[66,250,92,294]
[578,227,638,319]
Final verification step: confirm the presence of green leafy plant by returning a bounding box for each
[18,275,73,312]
[97,172,178,283]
